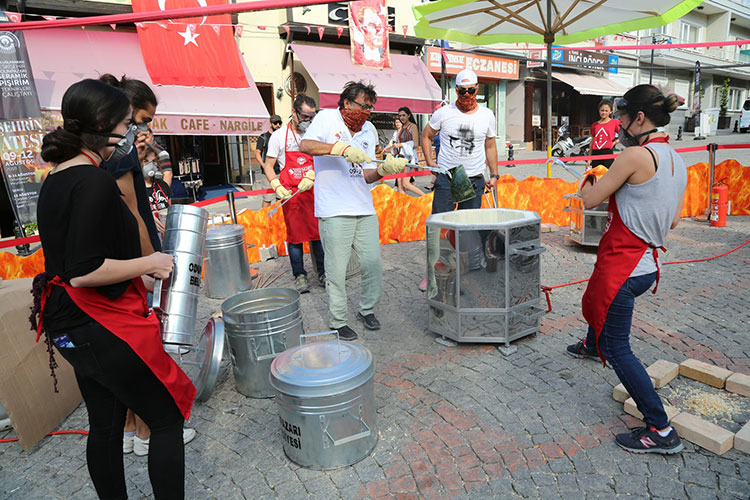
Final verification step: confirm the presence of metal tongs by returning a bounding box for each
[267,189,302,219]
[548,157,583,179]
[324,155,449,174]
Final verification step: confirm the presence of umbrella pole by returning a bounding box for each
[546,0,553,178]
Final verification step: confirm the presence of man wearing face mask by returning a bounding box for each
[300,81,407,341]
[256,115,283,209]
[263,95,325,293]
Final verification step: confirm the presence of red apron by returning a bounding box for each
[581,137,668,364]
[279,124,319,244]
[37,276,196,420]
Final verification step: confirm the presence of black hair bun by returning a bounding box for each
[99,73,121,88]
[662,93,679,114]
[41,127,83,164]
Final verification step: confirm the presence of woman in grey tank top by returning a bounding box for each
[566,85,688,455]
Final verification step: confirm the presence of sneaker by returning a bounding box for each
[566,340,599,359]
[419,276,427,291]
[294,274,310,294]
[123,432,135,454]
[133,428,198,456]
[318,273,326,287]
[334,325,358,341]
[356,312,381,330]
[615,426,684,454]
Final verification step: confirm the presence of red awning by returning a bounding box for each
[292,44,442,114]
[25,28,269,135]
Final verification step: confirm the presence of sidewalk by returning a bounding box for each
[2,216,748,499]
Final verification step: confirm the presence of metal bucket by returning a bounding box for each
[270,336,377,470]
[221,288,303,398]
[204,224,252,299]
[154,204,209,345]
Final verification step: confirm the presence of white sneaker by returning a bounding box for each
[123,433,135,454]
[133,428,197,457]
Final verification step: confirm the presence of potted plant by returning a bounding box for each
[718,78,731,129]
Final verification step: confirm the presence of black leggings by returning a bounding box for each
[52,321,185,500]
[591,147,614,168]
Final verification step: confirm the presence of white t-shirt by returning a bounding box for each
[303,108,377,218]
[428,103,497,177]
[266,122,303,172]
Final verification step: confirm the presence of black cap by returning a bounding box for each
[270,114,282,124]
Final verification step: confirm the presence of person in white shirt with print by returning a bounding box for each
[300,81,407,341]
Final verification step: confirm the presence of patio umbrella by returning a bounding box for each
[413,0,704,157]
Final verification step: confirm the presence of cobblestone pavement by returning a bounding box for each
[2,216,749,500]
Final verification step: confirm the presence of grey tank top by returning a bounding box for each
[615,142,687,277]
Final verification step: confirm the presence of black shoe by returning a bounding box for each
[566,340,599,359]
[334,325,358,341]
[357,312,380,330]
[615,427,684,454]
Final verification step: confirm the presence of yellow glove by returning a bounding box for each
[377,154,408,177]
[297,170,315,192]
[270,178,292,200]
[330,141,372,164]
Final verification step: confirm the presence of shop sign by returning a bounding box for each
[527,49,544,68]
[328,2,395,28]
[426,47,518,80]
[551,48,608,72]
[531,115,541,126]
[608,55,619,74]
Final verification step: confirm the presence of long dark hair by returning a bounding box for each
[100,74,158,112]
[398,106,417,124]
[620,85,679,126]
[41,79,131,164]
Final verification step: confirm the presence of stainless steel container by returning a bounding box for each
[221,288,303,398]
[204,224,252,299]
[154,204,209,345]
[426,208,546,347]
[270,337,377,470]
[564,193,609,246]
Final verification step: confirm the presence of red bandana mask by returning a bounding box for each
[341,108,370,133]
[456,93,478,112]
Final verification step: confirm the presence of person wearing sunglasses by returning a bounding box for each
[567,85,687,454]
[256,115,283,208]
[262,94,325,294]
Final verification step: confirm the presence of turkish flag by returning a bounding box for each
[132,0,248,88]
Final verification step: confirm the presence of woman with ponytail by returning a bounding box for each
[566,85,687,454]
[33,79,193,499]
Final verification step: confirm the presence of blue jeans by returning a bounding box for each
[288,240,325,278]
[431,173,485,214]
[584,272,668,429]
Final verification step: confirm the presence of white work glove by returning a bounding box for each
[377,154,408,177]
[270,179,292,200]
[297,170,315,192]
[330,141,372,164]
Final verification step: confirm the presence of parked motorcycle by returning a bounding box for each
[550,124,592,158]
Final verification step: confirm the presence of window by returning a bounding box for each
[680,22,700,44]
[674,80,690,108]
[647,25,669,36]
[730,89,744,111]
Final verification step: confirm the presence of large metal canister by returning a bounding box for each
[154,204,209,345]
[221,288,303,398]
[269,339,377,470]
[204,224,252,299]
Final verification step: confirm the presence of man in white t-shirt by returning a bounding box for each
[263,94,324,294]
[300,81,407,341]
[420,69,500,297]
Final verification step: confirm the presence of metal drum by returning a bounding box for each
[154,204,209,345]
[270,337,377,470]
[204,224,252,299]
[221,288,303,398]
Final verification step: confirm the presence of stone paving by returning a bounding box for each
[1,215,749,500]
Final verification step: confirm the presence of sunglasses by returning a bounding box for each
[351,100,374,111]
[271,121,282,126]
[295,110,317,120]
[457,87,477,96]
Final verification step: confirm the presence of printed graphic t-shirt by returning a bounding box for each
[428,103,497,177]
[303,108,377,218]
[591,118,621,151]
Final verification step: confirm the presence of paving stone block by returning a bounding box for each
[645,359,679,388]
[734,421,750,455]
[725,372,750,397]
[679,359,733,388]
[623,398,680,422]
[670,412,734,455]
[613,384,630,403]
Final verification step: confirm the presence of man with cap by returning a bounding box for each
[420,69,499,293]
[256,114,283,208]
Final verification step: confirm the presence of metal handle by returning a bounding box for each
[511,304,546,322]
[320,405,371,447]
[509,244,547,257]
[226,191,237,224]
[250,332,287,362]
[152,278,163,311]
[299,330,339,345]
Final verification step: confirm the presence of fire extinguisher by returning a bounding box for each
[710,179,729,227]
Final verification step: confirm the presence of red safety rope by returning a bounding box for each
[0,430,89,443]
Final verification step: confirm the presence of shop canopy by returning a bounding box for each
[25,28,269,136]
[547,71,627,97]
[291,44,442,114]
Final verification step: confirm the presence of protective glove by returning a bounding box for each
[377,154,408,177]
[578,173,597,194]
[330,141,372,164]
[270,178,292,200]
[297,170,315,192]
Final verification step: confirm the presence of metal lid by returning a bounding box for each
[206,224,246,244]
[177,317,225,402]
[269,340,374,398]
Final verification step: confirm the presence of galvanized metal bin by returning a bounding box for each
[221,288,303,398]
[425,208,546,346]
[564,194,609,246]
[270,337,377,470]
[154,204,209,345]
[204,224,252,299]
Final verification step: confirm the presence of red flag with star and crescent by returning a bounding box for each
[132,0,248,88]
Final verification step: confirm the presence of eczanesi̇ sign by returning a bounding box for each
[426,47,518,80]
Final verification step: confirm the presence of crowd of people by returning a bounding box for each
[28,66,689,498]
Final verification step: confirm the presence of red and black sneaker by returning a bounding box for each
[615,426,684,454]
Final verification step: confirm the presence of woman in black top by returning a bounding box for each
[31,79,191,500]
